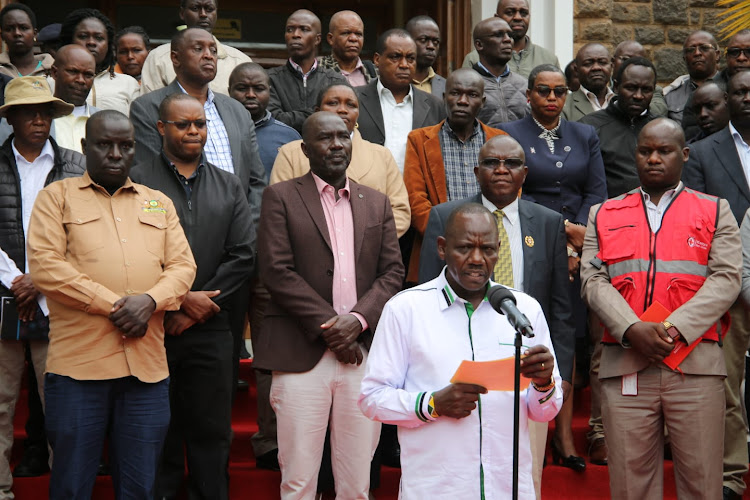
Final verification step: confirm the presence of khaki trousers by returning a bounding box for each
[0,340,47,500]
[722,301,750,495]
[602,366,724,500]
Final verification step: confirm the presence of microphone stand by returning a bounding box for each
[512,324,534,500]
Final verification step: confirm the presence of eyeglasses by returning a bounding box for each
[727,47,750,59]
[683,44,717,55]
[163,119,209,130]
[534,85,568,98]
[479,157,524,170]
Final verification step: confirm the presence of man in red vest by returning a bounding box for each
[581,117,741,499]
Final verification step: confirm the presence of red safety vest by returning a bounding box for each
[595,187,728,344]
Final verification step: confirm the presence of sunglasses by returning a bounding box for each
[683,44,717,55]
[163,119,209,130]
[534,85,568,98]
[727,47,750,59]
[479,157,525,170]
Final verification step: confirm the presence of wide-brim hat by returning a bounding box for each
[0,76,74,119]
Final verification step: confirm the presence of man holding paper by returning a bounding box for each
[359,203,562,499]
[580,118,741,500]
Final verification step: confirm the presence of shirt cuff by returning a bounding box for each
[351,312,368,332]
[415,391,438,422]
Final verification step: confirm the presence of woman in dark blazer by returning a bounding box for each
[500,64,607,472]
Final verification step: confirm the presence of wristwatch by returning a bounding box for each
[662,321,681,341]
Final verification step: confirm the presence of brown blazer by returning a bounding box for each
[580,196,741,378]
[403,120,507,281]
[270,129,411,237]
[254,172,405,373]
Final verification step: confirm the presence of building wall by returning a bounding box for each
[574,0,727,84]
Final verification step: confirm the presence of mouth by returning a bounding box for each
[544,105,558,111]
[463,269,487,281]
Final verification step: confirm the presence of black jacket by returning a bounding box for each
[130,154,255,332]
[0,136,85,276]
[267,60,347,132]
[580,97,656,198]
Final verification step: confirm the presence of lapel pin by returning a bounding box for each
[564,146,571,152]
[358,193,364,198]
[529,146,536,154]
[525,235,534,247]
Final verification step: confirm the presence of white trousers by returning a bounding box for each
[271,349,380,500]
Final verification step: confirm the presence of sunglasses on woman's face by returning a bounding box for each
[534,85,568,98]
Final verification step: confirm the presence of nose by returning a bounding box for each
[109,143,123,159]
[647,150,661,164]
[198,7,208,18]
[457,93,469,105]
[698,105,710,119]
[467,246,484,264]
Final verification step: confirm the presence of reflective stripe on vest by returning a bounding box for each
[595,188,724,344]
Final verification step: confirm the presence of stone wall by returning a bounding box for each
[574,0,727,84]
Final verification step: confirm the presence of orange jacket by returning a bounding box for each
[403,120,506,282]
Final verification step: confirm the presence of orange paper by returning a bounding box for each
[450,357,531,391]
[639,301,698,370]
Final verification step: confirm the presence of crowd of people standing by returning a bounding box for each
[1,0,750,499]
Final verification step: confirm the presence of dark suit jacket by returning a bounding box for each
[417,194,575,382]
[430,74,446,99]
[129,79,266,229]
[561,88,595,122]
[498,114,607,225]
[355,79,446,146]
[254,172,405,373]
[683,126,749,225]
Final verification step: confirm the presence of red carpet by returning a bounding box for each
[9,360,750,499]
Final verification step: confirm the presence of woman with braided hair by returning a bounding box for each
[59,8,140,114]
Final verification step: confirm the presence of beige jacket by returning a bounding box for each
[270,129,411,237]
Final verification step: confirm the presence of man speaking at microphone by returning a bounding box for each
[359,203,562,499]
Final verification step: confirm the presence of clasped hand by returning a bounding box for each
[623,321,674,362]
[321,314,363,365]
[110,294,156,338]
[11,274,38,322]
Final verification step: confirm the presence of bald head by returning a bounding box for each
[288,9,321,33]
[327,10,364,64]
[52,44,97,106]
[639,118,685,148]
[613,41,647,78]
[444,203,497,241]
[285,9,322,63]
[329,10,361,33]
[446,68,485,93]
[691,82,729,136]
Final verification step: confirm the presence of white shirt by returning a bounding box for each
[359,272,562,499]
[641,181,682,232]
[87,70,140,115]
[482,195,524,292]
[0,140,54,314]
[730,121,750,191]
[51,103,96,153]
[580,84,614,112]
[377,79,413,173]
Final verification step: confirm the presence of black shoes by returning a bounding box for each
[550,438,586,472]
[256,449,280,471]
[12,449,49,477]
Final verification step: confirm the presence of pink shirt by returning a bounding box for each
[312,173,368,330]
[340,58,368,87]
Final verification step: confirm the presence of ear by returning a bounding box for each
[157,120,166,138]
[373,53,380,69]
[315,32,322,47]
[525,87,531,100]
[326,32,334,46]
[50,64,58,81]
[80,137,87,154]
[473,165,480,180]
[170,50,180,70]
[682,146,690,163]
[474,39,483,52]
[437,235,447,260]
[301,141,310,159]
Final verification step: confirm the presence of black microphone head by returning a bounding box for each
[488,285,515,314]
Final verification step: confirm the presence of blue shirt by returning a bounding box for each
[255,111,301,181]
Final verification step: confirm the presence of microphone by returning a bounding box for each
[487,285,535,338]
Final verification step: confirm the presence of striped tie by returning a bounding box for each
[493,209,514,287]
